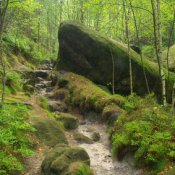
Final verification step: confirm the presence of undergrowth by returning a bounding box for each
[2,34,52,64]
[112,94,175,173]
[0,104,35,175]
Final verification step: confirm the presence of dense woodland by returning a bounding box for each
[0,0,175,175]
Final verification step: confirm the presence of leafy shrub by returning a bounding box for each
[112,94,175,172]
[142,45,156,60]
[6,71,22,94]
[0,104,35,175]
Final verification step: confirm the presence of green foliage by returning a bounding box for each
[75,164,93,175]
[142,45,156,60]
[60,72,125,113]
[112,94,175,172]
[0,104,35,175]
[3,34,50,64]
[6,71,22,94]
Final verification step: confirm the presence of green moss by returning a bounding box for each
[32,117,68,146]
[41,145,90,175]
[73,132,93,144]
[37,96,48,110]
[60,72,125,116]
[68,162,94,175]
[166,166,175,175]
[102,103,124,124]
[54,112,79,130]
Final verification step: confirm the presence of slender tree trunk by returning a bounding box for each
[129,0,150,94]
[151,0,166,105]
[157,0,166,105]
[123,0,133,94]
[37,16,41,52]
[0,0,9,108]
[80,0,84,23]
[96,1,102,31]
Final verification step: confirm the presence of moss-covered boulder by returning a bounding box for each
[54,72,125,122]
[73,132,93,144]
[41,144,90,175]
[54,112,79,130]
[58,20,175,101]
[162,44,175,71]
[102,103,124,125]
[31,117,68,146]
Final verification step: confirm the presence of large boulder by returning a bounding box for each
[57,21,175,101]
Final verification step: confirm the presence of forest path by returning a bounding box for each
[23,62,143,175]
[24,95,50,175]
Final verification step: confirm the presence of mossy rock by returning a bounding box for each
[31,117,68,146]
[166,166,175,175]
[68,162,94,175]
[102,103,124,125]
[52,89,69,101]
[54,112,79,130]
[41,144,90,175]
[73,132,93,144]
[58,20,175,102]
[56,71,125,115]
[91,132,100,142]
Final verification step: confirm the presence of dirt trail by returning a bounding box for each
[24,62,143,175]
[24,95,50,175]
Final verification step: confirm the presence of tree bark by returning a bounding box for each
[129,0,150,94]
[123,0,133,94]
[0,0,9,108]
[151,0,166,105]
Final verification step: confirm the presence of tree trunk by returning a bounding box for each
[151,0,166,105]
[129,0,150,94]
[0,0,9,108]
[123,0,133,94]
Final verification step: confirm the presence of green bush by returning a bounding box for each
[112,94,175,172]
[6,71,22,94]
[0,104,35,175]
[142,45,156,60]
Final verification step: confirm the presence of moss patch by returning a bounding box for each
[73,132,93,144]
[31,117,68,147]
[56,72,125,122]
[68,162,94,175]
[54,112,79,130]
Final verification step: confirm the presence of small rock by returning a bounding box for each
[92,132,101,142]
[48,100,68,112]
[73,132,93,144]
[79,120,86,125]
